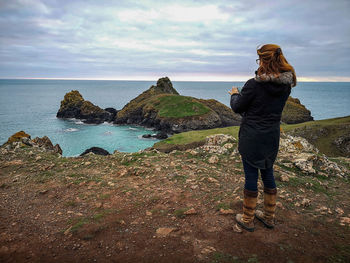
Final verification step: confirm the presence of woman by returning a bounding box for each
[229,44,296,232]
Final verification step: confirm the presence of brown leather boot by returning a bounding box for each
[255,187,277,229]
[235,189,258,232]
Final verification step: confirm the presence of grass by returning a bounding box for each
[216,202,231,211]
[174,208,188,218]
[64,200,78,207]
[153,126,239,152]
[281,116,350,157]
[70,218,89,233]
[151,95,211,118]
[210,252,240,263]
[153,115,349,156]
[68,210,111,234]
[328,244,350,263]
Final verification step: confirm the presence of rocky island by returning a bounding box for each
[56,77,313,134]
[56,90,116,124]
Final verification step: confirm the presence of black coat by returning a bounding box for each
[230,72,292,169]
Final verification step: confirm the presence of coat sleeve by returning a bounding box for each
[230,79,256,114]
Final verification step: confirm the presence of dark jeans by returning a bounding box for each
[242,158,276,192]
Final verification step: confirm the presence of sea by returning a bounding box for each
[0,79,349,157]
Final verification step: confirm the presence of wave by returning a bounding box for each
[138,135,156,140]
[64,128,79,132]
[102,121,114,126]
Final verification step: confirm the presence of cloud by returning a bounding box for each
[0,0,349,80]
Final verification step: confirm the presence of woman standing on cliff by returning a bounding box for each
[229,44,296,232]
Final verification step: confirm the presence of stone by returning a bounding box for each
[336,207,344,215]
[156,227,176,237]
[207,177,219,183]
[208,155,219,164]
[340,217,350,226]
[205,134,236,146]
[219,208,234,215]
[80,147,110,156]
[301,198,311,207]
[280,174,290,182]
[155,132,168,139]
[293,155,316,174]
[202,145,228,154]
[223,143,234,149]
[200,246,216,254]
[189,150,198,155]
[184,208,197,215]
[333,134,350,156]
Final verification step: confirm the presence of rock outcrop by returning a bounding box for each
[286,116,350,157]
[282,97,313,124]
[278,133,347,177]
[57,90,115,124]
[55,78,312,135]
[142,132,168,139]
[1,131,62,155]
[114,77,241,133]
[80,147,110,156]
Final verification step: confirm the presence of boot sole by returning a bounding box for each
[236,220,255,232]
[255,214,274,229]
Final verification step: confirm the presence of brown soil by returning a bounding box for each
[0,147,349,263]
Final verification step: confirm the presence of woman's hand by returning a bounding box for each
[228,86,240,95]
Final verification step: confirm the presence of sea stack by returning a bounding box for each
[114,77,242,133]
[56,90,116,124]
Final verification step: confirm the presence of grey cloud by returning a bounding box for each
[0,0,349,80]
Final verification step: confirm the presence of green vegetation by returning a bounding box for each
[281,115,350,132]
[281,96,312,124]
[151,95,210,118]
[282,115,350,157]
[210,252,240,263]
[154,126,239,149]
[153,116,350,156]
[216,202,231,211]
[70,218,89,233]
[174,208,188,218]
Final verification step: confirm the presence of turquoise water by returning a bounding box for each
[0,79,349,156]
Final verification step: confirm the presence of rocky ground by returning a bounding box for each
[0,134,350,262]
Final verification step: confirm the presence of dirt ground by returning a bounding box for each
[0,147,350,263]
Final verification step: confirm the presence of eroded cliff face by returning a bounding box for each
[56,90,114,124]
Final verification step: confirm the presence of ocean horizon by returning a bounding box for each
[1,79,349,156]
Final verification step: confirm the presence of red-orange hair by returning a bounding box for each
[257,44,297,87]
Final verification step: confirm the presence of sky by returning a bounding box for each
[0,0,350,81]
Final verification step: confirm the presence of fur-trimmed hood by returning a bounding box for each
[255,71,294,87]
[254,71,294,96]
